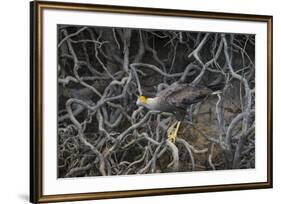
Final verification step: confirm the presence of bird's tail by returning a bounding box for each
[211,90,222,95]
[206,82,224,95]
[207,82,225,91]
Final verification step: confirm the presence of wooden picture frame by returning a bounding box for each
[30,1,273,203]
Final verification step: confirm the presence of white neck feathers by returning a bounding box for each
[145,97,159,110]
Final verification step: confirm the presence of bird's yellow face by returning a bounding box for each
[137,95,147,105]
[139,95,147,104]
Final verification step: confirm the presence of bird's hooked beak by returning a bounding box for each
[136,98,141,106]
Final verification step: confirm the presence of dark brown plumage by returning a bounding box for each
[137,82,223,120]
[156,83,213,120]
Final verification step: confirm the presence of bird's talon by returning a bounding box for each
[167,121,181,143]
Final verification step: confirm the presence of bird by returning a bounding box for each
[136,82,222,143]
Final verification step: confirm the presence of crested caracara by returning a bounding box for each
[136,82,222,142]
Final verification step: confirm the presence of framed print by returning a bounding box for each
[30,1,273,203]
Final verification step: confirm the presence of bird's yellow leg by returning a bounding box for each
[167,121,177,140]
[167,121,181,143]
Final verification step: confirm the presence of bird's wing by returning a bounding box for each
[160,84,212,109]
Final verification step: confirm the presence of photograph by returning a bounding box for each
[57,25,256,178]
